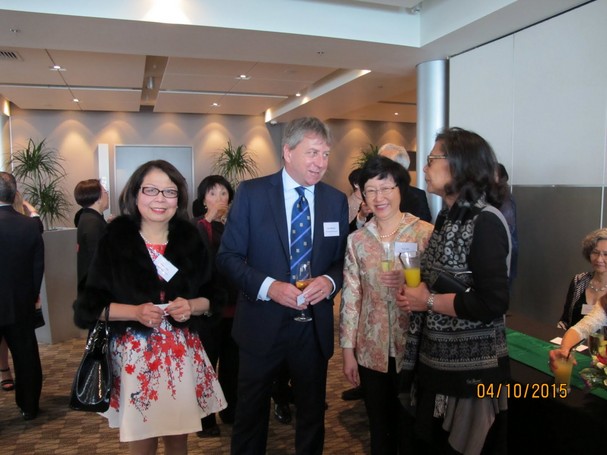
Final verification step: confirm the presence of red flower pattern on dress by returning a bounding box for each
[109,322,215,422]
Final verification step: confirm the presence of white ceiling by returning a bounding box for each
[0,0,590,123]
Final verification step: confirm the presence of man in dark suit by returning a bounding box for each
[0,172,44,420]
[217,117,349,455]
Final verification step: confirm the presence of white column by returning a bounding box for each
[416,59,448,222]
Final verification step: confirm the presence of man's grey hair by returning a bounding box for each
[378,143,410,170]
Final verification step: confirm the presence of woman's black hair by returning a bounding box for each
[119,160,188,224]
[74,179,103,208]
[358,155,410,204]
[196,175,234,216]
[435,127,505,206]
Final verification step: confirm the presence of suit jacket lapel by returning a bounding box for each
[267,172,290,261]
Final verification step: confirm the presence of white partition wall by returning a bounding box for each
[449,0,607,324]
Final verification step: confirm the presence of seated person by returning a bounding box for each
[558,228,607,329]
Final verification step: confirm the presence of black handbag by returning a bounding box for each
[428,267,474,294]
[34,307,45,329]
[69,306,112,412]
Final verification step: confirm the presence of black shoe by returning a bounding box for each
[273,403,292,424]
[21,410,38,421]
[196,425,220,438]
[341,385,364,401]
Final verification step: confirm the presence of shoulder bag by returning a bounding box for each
[69,305,112,412]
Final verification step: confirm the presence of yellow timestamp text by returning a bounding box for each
[476,383,569,399]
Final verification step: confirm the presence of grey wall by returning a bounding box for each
[450,0,607,325]
[6,108,416,226]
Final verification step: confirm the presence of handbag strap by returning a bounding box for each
[103,305,110,337]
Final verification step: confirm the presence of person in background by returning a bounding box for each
[347,168,363,223]
[396,128,510,454]
[217,117,349,455]
[73,179,109,297]
[497,164,518,282]
[378,143,432,222]
[1,191,43,393]
[192,174,238,437]
[341,156,433,454]
[74,160,226,454]
[550,298,607,369]
[0,172,44,420]
[558,228,607,330]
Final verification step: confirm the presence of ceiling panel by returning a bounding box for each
[71,88,142,112]
[154,92,286,116]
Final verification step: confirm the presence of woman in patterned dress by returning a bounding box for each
[74,160,225,454]
[396,128,511,454]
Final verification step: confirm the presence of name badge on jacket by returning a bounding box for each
[323,222,340,237]
[153,255,178,282]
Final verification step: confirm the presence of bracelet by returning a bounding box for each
[426,293,435,313]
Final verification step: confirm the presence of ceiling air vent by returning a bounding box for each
[0,50,23,61]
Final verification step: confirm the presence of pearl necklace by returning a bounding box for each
[378,213,405,239]
[589,280,607,292]
[140,232,168,246]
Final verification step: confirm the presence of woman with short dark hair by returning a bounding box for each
[74,160,226,454]
[341,155,433,454]
[397,127,511,454]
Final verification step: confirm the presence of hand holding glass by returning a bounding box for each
[294,261,313,322]
[553,351,575,392]
[399,251,421,287]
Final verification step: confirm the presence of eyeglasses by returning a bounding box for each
[426,155,448,167]
[140,186,179,198]
[362,186,397,198]
[590,250,607,259]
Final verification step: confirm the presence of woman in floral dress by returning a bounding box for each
[74,160,225,454]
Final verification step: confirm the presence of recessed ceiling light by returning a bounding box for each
[73,98,79,103]
[295,92,301,97]
[394,112,399,116]
[236,74,251,80]
[49,65,65,72]
[212,102,220,107]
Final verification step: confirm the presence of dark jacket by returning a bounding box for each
[0,205,44,325]
[75,208,107,294]
[73,215,213,333]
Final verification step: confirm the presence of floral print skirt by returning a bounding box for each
[102,319,226,442]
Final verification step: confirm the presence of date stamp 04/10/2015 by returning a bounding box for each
[476,383,569,399]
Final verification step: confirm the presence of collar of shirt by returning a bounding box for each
[282,168,315,241]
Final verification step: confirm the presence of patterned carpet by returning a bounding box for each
[0,304,370,454]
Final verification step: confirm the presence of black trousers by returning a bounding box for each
[0,320,43,414]
[231,312,327,455]
[359,358,412,455]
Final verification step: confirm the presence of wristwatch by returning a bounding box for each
[426,293,435,313]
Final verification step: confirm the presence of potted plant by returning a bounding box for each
[10,138,71,229]
[353,143,379,169]
[212,140,259,189]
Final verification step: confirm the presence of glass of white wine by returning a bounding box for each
[294,261,313,322]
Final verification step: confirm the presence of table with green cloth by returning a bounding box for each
[506,327,607,400]
[505,313,607,453]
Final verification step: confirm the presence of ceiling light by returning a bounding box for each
[147,76,154,90]
[49,65,65,71]
[394,112,399,116]
[73,98,79,103]
[295,92,301,97]
[236,74,251,80]
[212,102,220,107]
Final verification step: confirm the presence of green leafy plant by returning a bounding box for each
[353,143,379,169]
[212,140,259,189]
[10,138,71,229]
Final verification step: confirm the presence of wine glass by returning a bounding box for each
[294,261,313,322]
[380,242,394,300]
[399,251,421,287]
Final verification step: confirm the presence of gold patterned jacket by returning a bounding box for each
[340,214,433,373]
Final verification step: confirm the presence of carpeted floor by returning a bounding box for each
[0,304,370,454]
